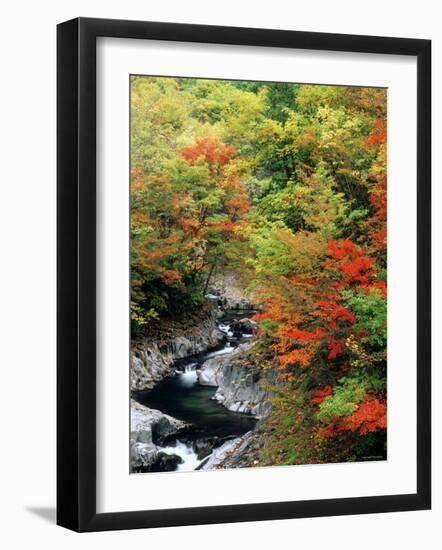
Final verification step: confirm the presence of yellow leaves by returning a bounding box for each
[130,300,159,327]
[277,229,327,275]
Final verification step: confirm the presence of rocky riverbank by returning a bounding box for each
[131,305,224,391]
[130,288,273,473]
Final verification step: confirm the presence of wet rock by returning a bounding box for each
[150,452,183,472]
[230,318,258,336]
[193,439,214,460]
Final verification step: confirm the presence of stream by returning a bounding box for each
[133,312,258,472]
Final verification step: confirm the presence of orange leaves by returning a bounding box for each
[251,311,272,321]
[252,298,289,325]
[284,327,326,341]
[343,398,387,435]
[179,137,235,167]
[316,426,337,438]
[278,348,312,368]
[316,397,387,439]
[207,219,236,232]
[177,136,250,245]
[314,301,354,360]
[226,196,250,216]
[178,216,202,237]
[310,385,333,405]
[371,227,387,249]
[160,269,181,286]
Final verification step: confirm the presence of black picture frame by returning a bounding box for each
[57,17,431,532]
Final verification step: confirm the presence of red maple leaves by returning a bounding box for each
[316,398,387,438]
[325,239,376,287]
[344,398,387,435]
[364,119,386,149]
[310,385,333,405]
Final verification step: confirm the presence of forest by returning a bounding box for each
[130,75,387,467]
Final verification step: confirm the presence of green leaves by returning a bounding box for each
[345,288,387,347]
[317,377,366,422]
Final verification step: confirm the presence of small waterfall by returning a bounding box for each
[178,362,198,387]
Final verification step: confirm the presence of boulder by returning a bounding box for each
[230,317,258,336]
[130,399,187,472]
[131,399,187,443]
[150,452,183,472]
[130,441,159,472]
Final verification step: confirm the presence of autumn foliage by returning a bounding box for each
[130,76,387,465]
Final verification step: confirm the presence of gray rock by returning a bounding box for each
[130,399,187,472]
[209,273,255,311]
[230,318,258,335]
[131,441,159,471]
[197,354,233,386]
[197,344,272,418]
[131,311,224,391]
[197,342,251,386]
[200,431,259,470]
[213,362,271,418]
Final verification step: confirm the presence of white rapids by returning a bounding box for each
[204,342,234,359]
[218,322,234,337]
[160,440,203,472]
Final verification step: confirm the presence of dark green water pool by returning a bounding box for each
[134,360,257,441]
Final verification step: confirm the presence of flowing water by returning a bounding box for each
[133,313,258,471]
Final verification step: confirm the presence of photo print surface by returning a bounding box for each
[129,76,387,474]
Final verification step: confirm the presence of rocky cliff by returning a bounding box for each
[131,306,224,391]
[197,343,272,418]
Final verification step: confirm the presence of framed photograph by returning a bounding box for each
[57,17,431,532]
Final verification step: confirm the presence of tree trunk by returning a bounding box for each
[203,263,216,295]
